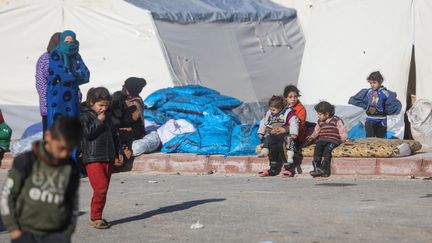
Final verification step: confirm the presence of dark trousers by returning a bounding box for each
[11,232,70,243]
[42,116,47,138]
[365,121,387,138]
[0,148,5,166]
[267,134,288,175]
[312,140,338,175]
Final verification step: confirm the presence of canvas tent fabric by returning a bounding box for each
[294,0,414,138]
[134,0,305,103]
[413,0,432,102]
[127,0,297,23]
[0,0,305,139]
[0,0,173,138]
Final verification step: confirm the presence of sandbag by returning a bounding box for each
[157,119,196,144]
[131,132,161,156]
[11,132,43,156]
[170,85,220,96]
[161,132,200,154]
[171,96,214,106]
[302,138,422,158]
[144,88,175,109]
[210,95,242,109]
[407,99,432,146]
[159,101,203,115]
[165,111,204,125]
[197,106,234,154]
[227,123,261,156]
[144,85,220,109]
[144,110,168,125]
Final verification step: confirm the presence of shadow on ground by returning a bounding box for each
[111,198,226,226]
[315,183,357,187]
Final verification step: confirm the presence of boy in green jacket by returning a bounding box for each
[0,109,12,165]
[1,116,82,243]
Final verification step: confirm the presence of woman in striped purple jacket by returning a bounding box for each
[35,32,61,133]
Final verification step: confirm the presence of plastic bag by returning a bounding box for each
[407,99,432,146]
[170,85,220,96]
[161,132,200,154]
[157,119,196,144]
[197,106,234,154]
[165,111,204,125]
[210,95,242,109]
[144,109,168,125]
[227,123,261,156]
[144,88,175,109]
[159,101,203,115]
[131,132,161,156]
[11,132,43,156]
[21,123,42,139]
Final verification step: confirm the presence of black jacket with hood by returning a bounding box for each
[79,104,120,164]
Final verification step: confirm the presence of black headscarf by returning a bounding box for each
[123,77,147,97]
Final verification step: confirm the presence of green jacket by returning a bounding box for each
[0,141,80,237]
[0,122,12,149]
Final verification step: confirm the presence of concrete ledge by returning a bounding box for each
[1,153,431,176]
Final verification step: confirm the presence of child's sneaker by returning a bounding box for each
[259,169,278,177]
[310,168,326,177]
[257,148,269,158]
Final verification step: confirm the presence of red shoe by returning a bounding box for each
[282,170,294,177]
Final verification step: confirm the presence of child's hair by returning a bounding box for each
[283,85,301,98]
[268,95,286,110]
[314,101,335,116]
[367,71,384,83]
[51,116,82,147]
[86,87,112,106]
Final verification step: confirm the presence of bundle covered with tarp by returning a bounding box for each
[145,85,260,155]
[302,138,422,158]
[144,85,242,126]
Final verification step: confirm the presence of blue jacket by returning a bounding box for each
[348,87,402,124]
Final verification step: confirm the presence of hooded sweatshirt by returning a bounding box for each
[0,141,79,237]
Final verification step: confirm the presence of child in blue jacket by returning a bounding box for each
[349,71,402,138]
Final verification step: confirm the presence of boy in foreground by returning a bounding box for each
[1,117,82,243]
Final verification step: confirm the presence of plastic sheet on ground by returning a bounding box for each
[132,131,161,156]
[157,119,196,144]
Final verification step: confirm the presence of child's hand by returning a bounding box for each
[120,127,133,132]
[10,229,22,240]
[97,112,106,121]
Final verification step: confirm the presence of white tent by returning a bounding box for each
[276,0,432,138]
[0,0,305,138]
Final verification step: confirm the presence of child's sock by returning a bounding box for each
[257,148,269,158]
